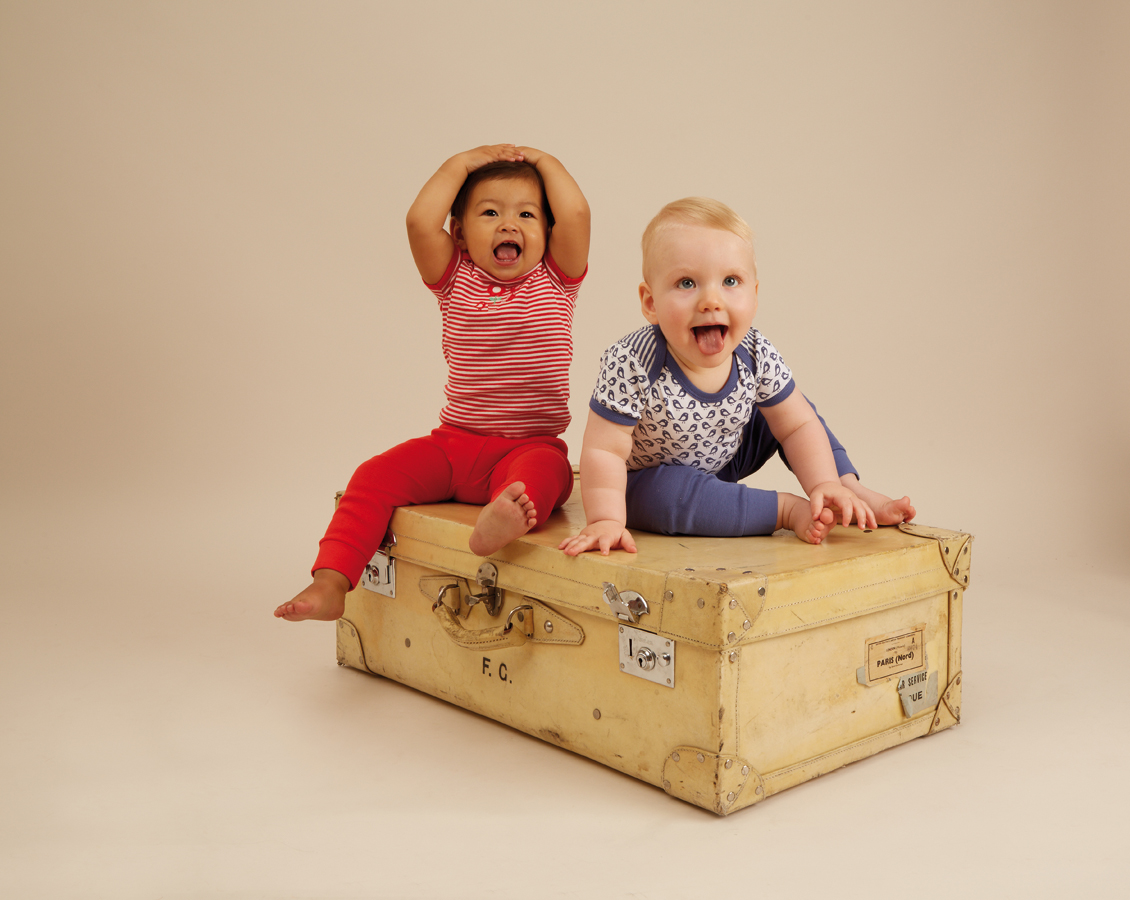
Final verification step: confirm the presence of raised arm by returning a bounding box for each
[405,144,524,284]
[514,147,590,279]
[558,410,638,556]
[758,390,877,529]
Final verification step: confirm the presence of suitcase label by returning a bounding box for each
[858,625,926,685]
[897,668,938,717]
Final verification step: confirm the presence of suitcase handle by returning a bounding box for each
[430,597,586,650]
[431,600,531,650]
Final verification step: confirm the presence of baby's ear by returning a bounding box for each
[639,281,659,324]
[449,217,467,249]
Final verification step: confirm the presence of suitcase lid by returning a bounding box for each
[386,488,972,650]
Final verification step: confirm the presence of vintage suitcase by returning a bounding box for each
[335,486,970,816]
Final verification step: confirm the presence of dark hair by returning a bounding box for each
[449,161,555,229]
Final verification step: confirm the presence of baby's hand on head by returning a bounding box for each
[513,146,545,166]
[460,144,524,172]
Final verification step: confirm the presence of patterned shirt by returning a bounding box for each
[589,325,794,473]
[427,249,584,439]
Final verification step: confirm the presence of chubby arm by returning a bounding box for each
[514,146,590,279]
[558,410,638,556]
[405,144,524,284]
[759,390,877,529]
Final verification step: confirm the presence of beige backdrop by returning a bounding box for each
[2,2,1128,898]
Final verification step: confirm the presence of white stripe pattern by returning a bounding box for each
[428,251,582,438]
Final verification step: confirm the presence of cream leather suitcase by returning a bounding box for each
[335,486,969,815]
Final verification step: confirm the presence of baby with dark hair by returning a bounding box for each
[277,144,589,621]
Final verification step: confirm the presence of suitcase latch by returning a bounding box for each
[360,537,397,597]
[602,582,649,624]
[619,623,675,688]
[431,563,504,619]
[464,562,503,617]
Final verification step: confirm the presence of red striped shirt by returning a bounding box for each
[426,249,584,439]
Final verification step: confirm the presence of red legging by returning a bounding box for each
[313,424,573,587]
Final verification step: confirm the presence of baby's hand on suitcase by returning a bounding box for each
[809,482,877,530]
[559,520,638,557]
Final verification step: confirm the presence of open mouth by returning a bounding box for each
[493,242,521,263]
[693,324,728,354]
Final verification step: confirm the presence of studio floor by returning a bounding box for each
[2,488,1127,899]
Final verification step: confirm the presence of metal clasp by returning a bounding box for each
[360,535,397,597]
[602,582,649,624]
[463,562,503,617]
[618,623,675,688]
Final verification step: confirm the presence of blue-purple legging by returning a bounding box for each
[623,399,857,537]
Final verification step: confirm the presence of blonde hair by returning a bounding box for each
[641,197,756,279]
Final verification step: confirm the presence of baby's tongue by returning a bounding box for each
[695,325,725,355]
[494,243,519,262]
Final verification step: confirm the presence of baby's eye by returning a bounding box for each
[482,209,498,217]
[723,276,739,287]
[677,278,696,289]
[519,211,536,219]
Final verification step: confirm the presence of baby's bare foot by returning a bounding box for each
[274,569,350,621]
[795,505,835,544]
[780,493,835,544]
[873,496,916,526]
[841,477,916,527]
[469,482,537,556]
